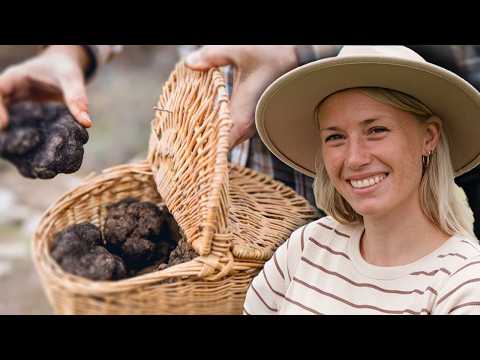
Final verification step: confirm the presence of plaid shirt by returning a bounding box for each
[80,45,480,217]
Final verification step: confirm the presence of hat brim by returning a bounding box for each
[256,56,480,178]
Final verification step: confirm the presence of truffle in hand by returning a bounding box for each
[0,101,89,179]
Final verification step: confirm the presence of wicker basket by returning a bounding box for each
[32,63,318,314]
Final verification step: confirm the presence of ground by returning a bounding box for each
[0,45,180,314]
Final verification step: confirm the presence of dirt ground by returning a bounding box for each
[0,45,181,314]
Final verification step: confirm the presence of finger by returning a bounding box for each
[0,97,8,130]
[185,46,236,70]
[59,75,92,128]
[229,119,257,149]
[0,68,19,129]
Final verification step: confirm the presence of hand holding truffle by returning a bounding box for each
[0,45,92,129]
[0,101,89,179]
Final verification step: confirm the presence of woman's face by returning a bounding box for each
[318,89,436,218]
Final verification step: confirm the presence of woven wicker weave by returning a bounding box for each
[33,63,318,314]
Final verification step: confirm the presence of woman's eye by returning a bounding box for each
[368,127,389,135]
[325,134,344,143]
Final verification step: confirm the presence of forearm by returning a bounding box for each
[42,45,90,75]
[41,45,123,81]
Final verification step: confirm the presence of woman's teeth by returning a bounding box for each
[350,174,387,189]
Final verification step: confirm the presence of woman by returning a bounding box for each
[244,46,480,315]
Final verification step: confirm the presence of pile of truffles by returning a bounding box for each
[51,198,197,281]
[51,223,126,281]
[0,101,88,179]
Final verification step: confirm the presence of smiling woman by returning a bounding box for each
[245,46,480,315]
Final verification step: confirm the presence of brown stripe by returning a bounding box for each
[315,221,350,238]
[410,268,451,276]
[317,222,333,230]
[451,260,480,277]
[334,229,350,238]
[437,278,480,305]
[251,284,278,312]
[273,252,285,280]
[438,253,468,260]
[243,307,251,315]
[283,296,323,315]
[293,277,430,315]
[309,237,351,260]
[448,301,480,314]
[262,269,285,298]
[302,257,437,296]
[301,225,306,252]
[460,240,480,251]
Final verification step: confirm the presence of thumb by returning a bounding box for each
[227,74,265,149]
[185,46,235,70]
[60,76,92,128]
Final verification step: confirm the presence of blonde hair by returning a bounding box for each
[313,87,475,239]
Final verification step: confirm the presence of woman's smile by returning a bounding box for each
[347,172,389,191]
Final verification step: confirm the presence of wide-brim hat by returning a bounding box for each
[255,45,480,178]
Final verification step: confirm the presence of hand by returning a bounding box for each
[0,45,93,130]
[185,45,298,149]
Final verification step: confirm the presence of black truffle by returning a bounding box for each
[0,101,89,179]
[104,198,169,270]
[51,223,127,281]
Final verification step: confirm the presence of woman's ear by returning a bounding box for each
[423,116,441,154]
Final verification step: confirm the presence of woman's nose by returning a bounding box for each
[345,139,371,170]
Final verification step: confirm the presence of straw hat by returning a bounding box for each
[255,45,480,178]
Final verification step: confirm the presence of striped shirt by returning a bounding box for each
[243,216,480,315]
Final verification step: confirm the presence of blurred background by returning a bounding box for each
[0,45,181,314]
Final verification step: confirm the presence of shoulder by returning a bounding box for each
[433,235,480,314]
[437,235,480,284]
[440,235,480,273]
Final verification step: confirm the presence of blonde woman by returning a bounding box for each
[245,46,480,315]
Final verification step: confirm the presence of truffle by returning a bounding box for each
[104,198,169,270]
[0,101,89,179]
[51,223,127,281]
